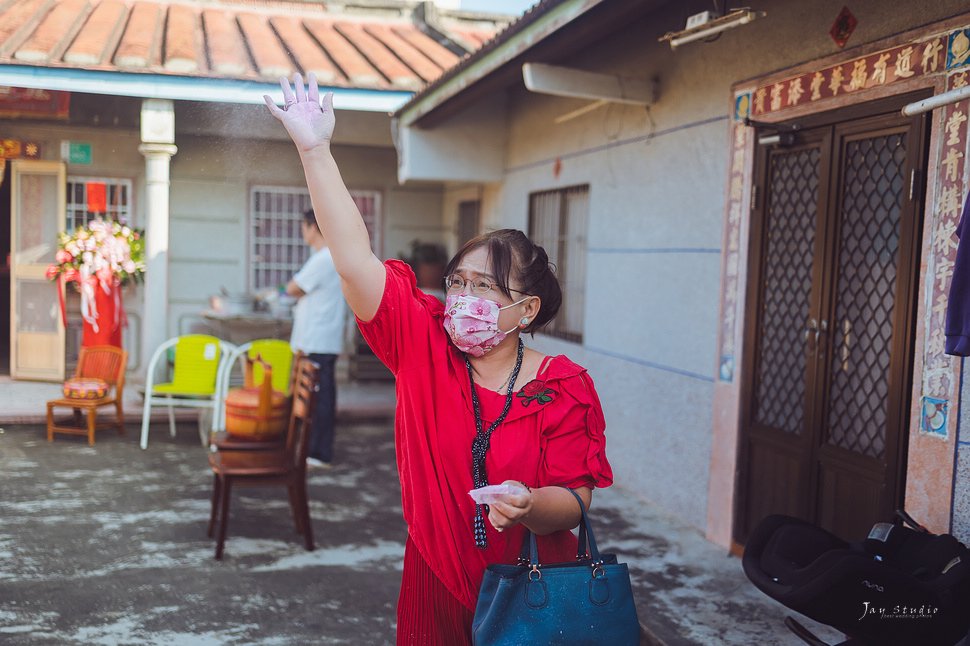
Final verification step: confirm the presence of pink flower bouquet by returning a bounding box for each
[45,219,145,334]
[46,219,145,287]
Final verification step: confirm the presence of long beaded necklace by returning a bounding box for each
[465,337,524,549]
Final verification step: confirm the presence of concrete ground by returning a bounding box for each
[0,379,846,645]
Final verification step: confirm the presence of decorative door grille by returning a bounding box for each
[753,148,820,435]
[825,133,908,459]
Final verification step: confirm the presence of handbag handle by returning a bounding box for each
[521,487,603,570]
[567,487,600,561]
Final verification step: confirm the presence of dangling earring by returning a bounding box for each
[518,317,530,329]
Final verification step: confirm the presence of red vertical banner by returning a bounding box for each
[86,182,107,213]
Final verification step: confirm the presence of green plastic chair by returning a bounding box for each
[213,339,294,432]
[249,339,294,395]
[140,334,236,449]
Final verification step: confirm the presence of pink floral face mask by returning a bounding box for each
[444,294,531,357]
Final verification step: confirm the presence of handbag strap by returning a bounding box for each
[562,487,601,562]
[523,487,603,567]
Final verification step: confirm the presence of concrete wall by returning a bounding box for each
[447,0,970,531]
[441,184,483,253]
[1,101,447,373]
[168,135,444,339]
[0,121,148,369]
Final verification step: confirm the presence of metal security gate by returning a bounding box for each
[736,95,929,543]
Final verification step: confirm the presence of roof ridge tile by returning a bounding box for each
[269,15,341,85]
[0,0,56,60]
[303,17,381,87]
[114,2,164,69]
[391,23,459,70]
[334,19,416,89]
[237,11,291,79]
[14,0,91,64]
[363,22,440,83]
[64,0,130,67]
[202,8,251,76]
[164,3,202,73]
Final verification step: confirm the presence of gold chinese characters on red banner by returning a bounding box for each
[751,38,945,117]
[0,87,70,120]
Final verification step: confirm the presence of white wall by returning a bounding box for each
[441,184,483,253]
[447,0,970,531]
[0,121,148,369]
[167,135,445,338]
[1,102,446,373]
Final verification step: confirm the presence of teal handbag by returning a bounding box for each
[472,488,641,645]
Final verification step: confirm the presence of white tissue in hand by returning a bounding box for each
[469,484,517,504]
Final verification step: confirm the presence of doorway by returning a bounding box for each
[1,161,10,374]
[7,159,67,381]
[735,94,930,543]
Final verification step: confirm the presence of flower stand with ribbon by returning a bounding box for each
[81,278,124,348]
[47,219,145,350]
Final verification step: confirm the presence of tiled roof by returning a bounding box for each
[0,0,501,92]
[394,0,558,117]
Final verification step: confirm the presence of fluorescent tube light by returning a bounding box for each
[660,9,766,49]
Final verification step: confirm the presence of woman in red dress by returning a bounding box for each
[265,74,613,645]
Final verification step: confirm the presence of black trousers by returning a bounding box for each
[306,353,337,463]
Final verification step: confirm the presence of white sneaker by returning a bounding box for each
[306,457,332,469]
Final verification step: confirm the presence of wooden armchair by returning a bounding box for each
[46,345,128,446]
[207,357,320,559]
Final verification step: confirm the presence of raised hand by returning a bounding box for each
[264,72,335,153]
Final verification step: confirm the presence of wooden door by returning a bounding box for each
[9,159,66,381]
[736,98,928,543]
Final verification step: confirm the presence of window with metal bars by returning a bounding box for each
[65,177,133,231]
[249,185,382,291]
[528,185,589,342]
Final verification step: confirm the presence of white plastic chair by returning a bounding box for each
[140,335,236,449]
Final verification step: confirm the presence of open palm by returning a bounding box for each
[264,73,335,153]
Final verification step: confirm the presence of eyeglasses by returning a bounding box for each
[444,274,527,296]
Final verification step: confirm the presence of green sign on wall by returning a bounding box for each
[61,141,92,165]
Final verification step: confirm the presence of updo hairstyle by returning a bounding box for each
[443,229,562,334]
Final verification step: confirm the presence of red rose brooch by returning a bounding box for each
[516,380,556,406]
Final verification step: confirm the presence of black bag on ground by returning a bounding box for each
[742,512,970,646]
[472,488,640,645]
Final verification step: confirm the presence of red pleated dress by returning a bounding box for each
[356,260,614,645]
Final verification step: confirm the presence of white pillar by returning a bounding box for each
[138,99,177,376]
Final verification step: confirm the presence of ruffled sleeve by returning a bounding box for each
[355,259,445,375]
[537,366,613,490]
